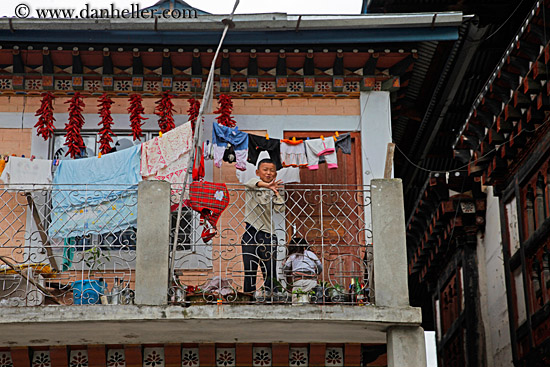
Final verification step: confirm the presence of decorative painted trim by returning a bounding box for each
[143,348,164,367]
[144,81,161,92]
[173,81,189,93]
[69,350,89,367]
[231,81,245,93]
[72,76,84,90]
[42,76,54,90]
[288,348,308,367]
[181,348,199,367]
[215,348,235,367]
[107,349,126,367]
[220,77,231,93]
[0,352,13,367]
[332,77,344,92]
[25,79,42,90]
[132,77,144,91]
[115,80,132,92]
[252,347,271,367]
[84,80,102,93]
[161,77,173,91]
[31,351,51,367]
[276,77,288,92]
[325,348,343,366]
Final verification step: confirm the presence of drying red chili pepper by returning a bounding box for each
[97,93,115,155]
[187,98,201,135]
[64,92,86,159]
[155,91,175,133]
[214,94,236,128]
[34,92,55,141]
[128,94,148,141]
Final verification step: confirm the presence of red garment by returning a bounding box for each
[189,181,230,230]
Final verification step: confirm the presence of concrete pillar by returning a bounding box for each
[371,178,409,307]
[387,326,427,367]
[360,91,393,185]
[360,91,392,237]
[135,180,171,305]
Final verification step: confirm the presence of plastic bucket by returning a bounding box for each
[72,280,103,305]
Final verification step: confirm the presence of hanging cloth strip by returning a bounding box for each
[212,123,249,171]
[280,138,308,167]
[319,133,351,164]
[189,148,230,242]
[141,121,194,210]
[49,144,141,239]
[304,138,338,170]
[0,156,52,191]
[247,134,283,170]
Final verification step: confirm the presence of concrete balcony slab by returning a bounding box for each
[0,304,421,346]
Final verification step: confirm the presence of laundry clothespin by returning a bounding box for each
[335,131,340,137]
[306,137,310,140]
[159,131,163,137]
[265,133,269,140]
[320,135,324,141]
[30,155,35,161]
[292,136,297,143]
[21,155,25,158]
[334,131,339,142]
[98,152,102,158]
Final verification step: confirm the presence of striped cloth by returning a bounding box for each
[189,181,230,229]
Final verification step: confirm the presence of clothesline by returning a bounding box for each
[209,122,352,172]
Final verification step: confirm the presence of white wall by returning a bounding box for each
[477,187,513,366]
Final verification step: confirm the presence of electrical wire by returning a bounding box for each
[482,0,528,42]
[394,115,550,175]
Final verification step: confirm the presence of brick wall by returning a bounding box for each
[0,128,31,156]
[0,96,360,117]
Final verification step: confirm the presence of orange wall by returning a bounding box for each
[0,96,360,116]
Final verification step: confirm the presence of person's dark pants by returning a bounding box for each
[241,223,278,293]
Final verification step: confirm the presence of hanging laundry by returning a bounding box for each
[49,144,141,239]
[0,158,6,177]
[141,121,194,210]
[212,123,248,171]
[280,138,308,167]
[237,151,300,184]
[203,140,214,161]
[247,134,283,170]
[0,156,52,190]
[61,237,76,271]
[319,132,352,164]
[223,143,237,164]
[141,121,193,182]
[304,138,338,170]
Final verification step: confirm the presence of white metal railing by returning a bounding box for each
[0,183,373,306]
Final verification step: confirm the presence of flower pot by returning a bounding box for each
[72,280,104,305]
[295,293,311,305]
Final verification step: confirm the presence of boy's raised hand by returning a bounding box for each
[267,179,283,195]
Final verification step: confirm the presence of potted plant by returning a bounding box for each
[72,247,110,305]
[327,283,348,303]
[271,278,291,303]
[291,288,315,305]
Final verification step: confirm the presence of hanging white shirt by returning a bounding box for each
[0,157,52,190]
[236,151,300,184]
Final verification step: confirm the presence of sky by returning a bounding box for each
[0,0,364,17]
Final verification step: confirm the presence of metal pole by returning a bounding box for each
[169,0,240,288]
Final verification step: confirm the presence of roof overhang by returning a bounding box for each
[0,12,463,45]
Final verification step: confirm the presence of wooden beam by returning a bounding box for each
[384,143,395,179]
[26,194,59,272]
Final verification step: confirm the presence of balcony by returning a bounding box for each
[0,182,374,307]
[0,179,422,352]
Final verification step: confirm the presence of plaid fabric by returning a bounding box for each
[189,181,230,229]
